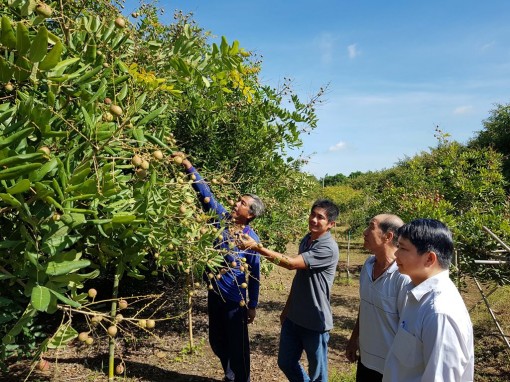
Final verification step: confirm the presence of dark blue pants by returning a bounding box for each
[356,358,383,382]
[278,318,330,382]
[208,291,250,382]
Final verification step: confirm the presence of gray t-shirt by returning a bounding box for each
[287,231,339,332]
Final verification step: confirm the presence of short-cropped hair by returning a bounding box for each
[311,199,339,222]
[244,193,265,220]
[398,218,454,269]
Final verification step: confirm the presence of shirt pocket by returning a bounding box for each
[392,327,423,369]
[375,292,399,316]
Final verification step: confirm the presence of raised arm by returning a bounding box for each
[172,152,228,219]
[237,235,307,270]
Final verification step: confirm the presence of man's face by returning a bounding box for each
[308,207,335,238]
[231,195,255,224]
[395,237,427,282]
[363,216,386,253]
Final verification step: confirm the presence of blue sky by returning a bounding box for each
[125,1,510,178]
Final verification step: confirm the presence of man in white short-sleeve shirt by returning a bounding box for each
[345,214,411,382]
[383,218,474,382]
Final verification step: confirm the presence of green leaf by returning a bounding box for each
[51,57,80,73]
[0,240,22,249]
[229,40,239,55]
[184,23,191,39]
[118,82,128,100]
[220,36,229,55]
[0,152,44,167]
[0,56,14,83]
[29,25,49,62]
[34,181,55,199]
[84,42,96,62]
[50,249,80,263]
[21,0,38,16]
[138,105,167,126]
[0,193,22,207]
[25,251,41,268]
[2,305,36,341]
[50,269,100,283]
[31,285,51,312]
[16,22,30,55]
[0,127,34,150]
[0,163,42,180]
[132,127,145,143]
[29,157,58,182]
[0,16,16,49]
[127,271,145,280]
[112,214,136,224]
[41,234,81,257]
[45,259,90,276]
[39,40,63,70]
[13,55,32,82]
[60,213,87,228]
[6,179,31,194]
[47,324,78,349]
[48,289,81,308]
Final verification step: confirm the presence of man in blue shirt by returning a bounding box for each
[173,152,264,382]
[239,199,339,382]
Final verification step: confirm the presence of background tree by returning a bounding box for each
[323,173,347,187]
[332,131,510,284]
[469,102,510,187]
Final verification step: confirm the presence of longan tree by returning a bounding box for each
[0,0,321,377]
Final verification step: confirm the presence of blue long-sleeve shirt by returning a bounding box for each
[186,166,261,308]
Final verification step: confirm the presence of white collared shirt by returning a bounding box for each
[359,256,411,373]
[383,271,474,382]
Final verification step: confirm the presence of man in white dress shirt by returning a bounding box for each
[345,214,411,381]
[383,218,474,382]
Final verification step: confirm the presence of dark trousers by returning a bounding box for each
[208,291,250,382]
[356,358,383,382]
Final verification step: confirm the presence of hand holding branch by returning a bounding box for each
[237,234,258,250]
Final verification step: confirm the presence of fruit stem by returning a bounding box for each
[108,269,121,380]
[187,273,194,353]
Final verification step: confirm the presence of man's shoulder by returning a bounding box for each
[317,232,339,251]
[244,225,260,241]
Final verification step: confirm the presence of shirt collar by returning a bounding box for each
[368,256,399,275]
[309,230,332,242]
[409,270,450,301]
[302,231,332,250]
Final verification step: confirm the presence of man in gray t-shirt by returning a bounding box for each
[239,199,339,382]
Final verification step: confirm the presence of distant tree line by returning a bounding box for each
[321,103,510,284]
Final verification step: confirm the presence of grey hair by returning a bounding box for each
[244,193,265,220]
[378,214,404,246]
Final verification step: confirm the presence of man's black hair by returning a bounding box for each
[398,218,453,269]
[311,199,339,222]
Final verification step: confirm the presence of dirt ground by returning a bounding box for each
[2,242,510,381]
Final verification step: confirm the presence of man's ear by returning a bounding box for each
[424,251,437,267]
[385,231,394,243]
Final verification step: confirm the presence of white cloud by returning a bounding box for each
[329,141,347,151]
[347,43,360,59]
[481,41,496,51]
[316,33,336,65]
[453,105,473,115]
